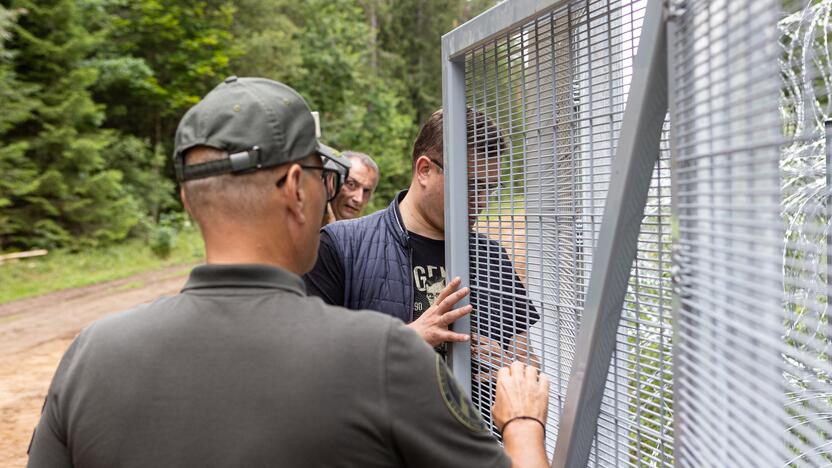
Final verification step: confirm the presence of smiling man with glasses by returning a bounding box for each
[323,151,380,225]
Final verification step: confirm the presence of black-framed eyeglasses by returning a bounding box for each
[276,165,343,202]
[429,159,444,172]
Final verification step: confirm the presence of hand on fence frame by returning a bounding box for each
[407,276,472,347]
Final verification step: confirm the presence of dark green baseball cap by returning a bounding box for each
[173,76,350,182]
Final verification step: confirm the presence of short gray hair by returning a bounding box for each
[182,146,282,227]
[342,151,379,177]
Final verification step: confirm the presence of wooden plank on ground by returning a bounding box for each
[0,249,48,264]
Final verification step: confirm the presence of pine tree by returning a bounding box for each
[378,0,493,125]
[282,0,416,209]
[228,0,304,85]
[98,0,238,152]
[0,5,36,250]
[2,0,141,249]
[88,0,239,221]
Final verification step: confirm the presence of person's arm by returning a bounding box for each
[303,230,346,306]
[27,403,72,468]
[508,332,541,368]
[472,332,540,383]
[28,338,83,468]
[406,276,472,347]
[492,361,550,468]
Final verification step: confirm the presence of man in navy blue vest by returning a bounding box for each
[304,109,539,389]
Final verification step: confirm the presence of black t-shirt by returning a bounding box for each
[410,232,447,321]
[305,230,538,347]
[409,232,449,357]
[467,233,539,347]
[305,230,345,306]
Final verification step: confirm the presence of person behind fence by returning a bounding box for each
[322,151,379,226]
[26,77,551,468]
[304,108,540,418]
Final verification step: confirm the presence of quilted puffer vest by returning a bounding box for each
[322,191,413,323]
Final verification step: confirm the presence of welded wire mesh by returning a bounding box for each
[462,0,674,464]
[671,0,832,466]
[451,0,832,465]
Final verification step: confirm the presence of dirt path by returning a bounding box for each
[0,264,195,467]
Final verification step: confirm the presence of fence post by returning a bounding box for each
[442,36,472,394]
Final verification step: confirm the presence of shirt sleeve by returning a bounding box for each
[27,336,83,468]
[384,321,510,468]
[497,248,539,345]
[303,230,346,306]
[471,238,540,346]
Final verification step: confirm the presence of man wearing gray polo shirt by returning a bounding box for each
[27,77,550,468]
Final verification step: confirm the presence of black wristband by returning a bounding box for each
[500,416,546,436]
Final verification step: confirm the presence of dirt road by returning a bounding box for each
[0,264,194,467]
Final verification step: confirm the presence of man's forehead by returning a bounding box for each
[347,158,378,184]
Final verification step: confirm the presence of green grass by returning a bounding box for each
[0,228,205,304]
[478,194,526,223]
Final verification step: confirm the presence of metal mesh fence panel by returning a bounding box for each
[448,0,832,465]
[671,0,832,466]
[670,0,783,464]
[462,1,674,464]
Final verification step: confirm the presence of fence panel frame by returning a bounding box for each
[441,0,569,405]
[442,1,670,466]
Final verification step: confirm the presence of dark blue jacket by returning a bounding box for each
[323,191,414,323]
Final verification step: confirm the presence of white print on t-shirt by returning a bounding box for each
[425,280,445,307]
[414,265,447,291]
[413,265,447,313]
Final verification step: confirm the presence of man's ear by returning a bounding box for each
[279,164,307,224]
[414,155,433,187]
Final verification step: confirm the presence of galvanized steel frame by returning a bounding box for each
[442,0,670,466]
[442,0,571,401]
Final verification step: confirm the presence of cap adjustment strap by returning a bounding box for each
[228,146,262,172]
[180,146,262,182]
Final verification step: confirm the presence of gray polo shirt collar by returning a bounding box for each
[182,264,306,295]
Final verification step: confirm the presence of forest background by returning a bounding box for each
[0,0,495,253]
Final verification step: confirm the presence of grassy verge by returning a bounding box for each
[0,228,204,304]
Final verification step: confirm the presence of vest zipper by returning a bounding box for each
[392,191,415,323]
